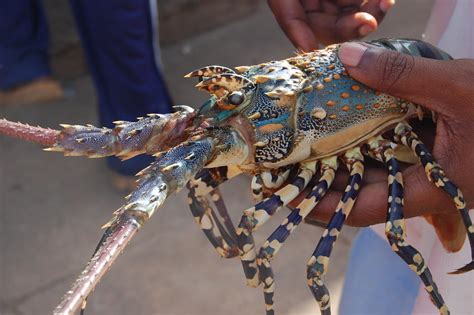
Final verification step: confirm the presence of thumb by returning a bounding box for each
[337,42,465,116]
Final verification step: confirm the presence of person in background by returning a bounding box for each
[269,0,473,313]
[0,0,173,190]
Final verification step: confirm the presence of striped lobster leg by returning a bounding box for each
[237,162,318,288]
[306,148,364,315]
[251,167,292,203]
[257,157,338,315]
[394,122,474,274]
[251,173,265,203]
[187,166,241,258]
[368,136,449,315]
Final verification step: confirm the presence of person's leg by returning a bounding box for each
[0,0,62,105]
[339,228,420,315]
[69,0,173,176]
[0,0,50,89]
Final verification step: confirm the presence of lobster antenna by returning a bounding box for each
[53,214,143,314]
[0,118,59,146]
[78,226,114,315]
[53,133,221,314]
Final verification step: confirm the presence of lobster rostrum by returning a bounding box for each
[1,38,473,315]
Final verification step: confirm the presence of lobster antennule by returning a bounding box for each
[0,118,59,146]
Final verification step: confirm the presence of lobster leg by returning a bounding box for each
[257,157,338,315]
[251,173,265,202]
[211,188,238,246]
[251,168,291,203]
[367,137,449,315]
[187,167,241,258]
[213,188,239,241]
[191,166,242,238]
[394,122,474,274]
[306,148,364,315]
[237,162,317,287]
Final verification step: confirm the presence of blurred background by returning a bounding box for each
[1,0,434,314]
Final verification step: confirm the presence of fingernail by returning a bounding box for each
[380,0,395,13]
[338,42,368,67]
[358,25,374,37]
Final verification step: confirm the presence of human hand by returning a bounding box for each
[303,42,474,226]
[267,0,395,51]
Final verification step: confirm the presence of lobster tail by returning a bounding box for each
[369,38,453,60]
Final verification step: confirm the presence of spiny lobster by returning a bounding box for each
[1,38,473,315]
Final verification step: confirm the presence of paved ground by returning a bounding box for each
[1,1,433,314]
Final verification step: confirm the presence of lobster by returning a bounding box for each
[1,38,473,315]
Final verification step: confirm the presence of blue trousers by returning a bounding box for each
[339,228,420,315]
[0,0,173,176]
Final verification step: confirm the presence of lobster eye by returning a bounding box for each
[228,91,245,106]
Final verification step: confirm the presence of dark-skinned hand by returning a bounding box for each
[297,42,474,227]
[267,0,395,51]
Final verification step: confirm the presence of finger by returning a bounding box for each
[336,0,364,6]
[305,11,376,44]
[301,0,320,11]
[379,0,396,12]
[288,164,387,209]
[320,0,340,14]
[338,42,474,117]
[333,165,387,189]
[333,0,381,39]
[363,166,387,183]
[333,168,349,190]
[395,164,456,219]
[360,0,395,24]
[334,12,378,41]
[304,12,341,45]
[306,164,455,227]
[268,0,319,51]
[304,188,345,223]
[304,179,388,226]
[291,165,387,222]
